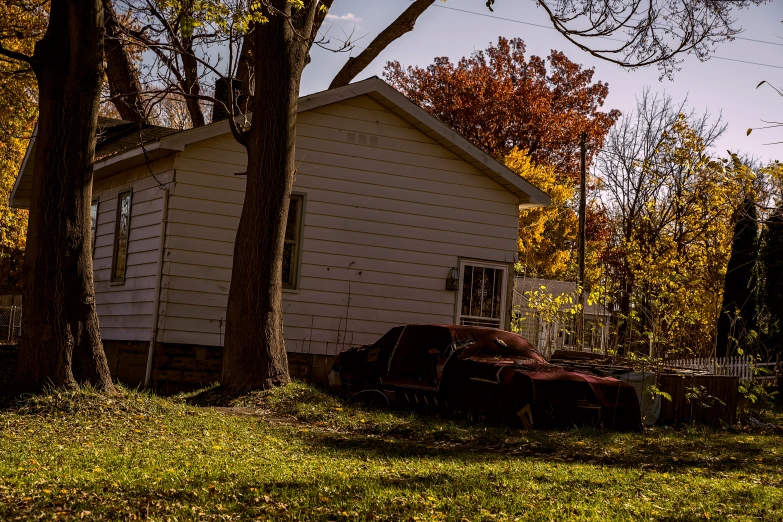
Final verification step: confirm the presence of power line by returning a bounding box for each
[712,56,783,70]
[433,4,558,32]
[432,4,783,70]
[732,36,783,48]
[433,4,783,48]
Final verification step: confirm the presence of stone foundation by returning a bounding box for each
[103,340,335,395]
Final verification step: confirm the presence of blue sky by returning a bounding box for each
[302,0,783,163]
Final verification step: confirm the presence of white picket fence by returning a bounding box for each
[666,355,780,382]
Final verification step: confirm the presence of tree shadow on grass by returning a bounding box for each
[174,379,783,478]
[300,425,782,476]
[2,465,780,522]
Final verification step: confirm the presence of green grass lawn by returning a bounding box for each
[0,382,781,521]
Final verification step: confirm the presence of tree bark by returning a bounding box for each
[180,40,205,127]
[220,0,312,394]
[329,0,435,89]
[236,26,255,114]
[103,0,147,123]
[11,0,115,394]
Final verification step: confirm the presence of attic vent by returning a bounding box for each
[347,132,379,147]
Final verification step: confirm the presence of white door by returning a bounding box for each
[456,260,508,329]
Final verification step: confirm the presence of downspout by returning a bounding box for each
[144,182,171,388]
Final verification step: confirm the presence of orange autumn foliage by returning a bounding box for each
[384,37,620,184]
[0,0,44,292]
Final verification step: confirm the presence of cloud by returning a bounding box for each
[325,12,362,23]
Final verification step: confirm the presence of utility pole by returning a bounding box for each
[577,132,587,351]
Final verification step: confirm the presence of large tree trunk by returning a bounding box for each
[220,1,310,394]
[103,0,147,123]
[11,0,114,393]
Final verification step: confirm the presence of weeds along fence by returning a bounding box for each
[666,355,780,382]
[0,306,21,345]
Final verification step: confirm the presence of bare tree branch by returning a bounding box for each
[0,43,33,64]
[329,0,434,89]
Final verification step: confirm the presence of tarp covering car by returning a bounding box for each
[331,325,642,431]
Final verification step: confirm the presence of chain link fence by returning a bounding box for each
[0,306,21,345]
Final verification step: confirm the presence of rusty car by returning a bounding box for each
[330,324,642,431]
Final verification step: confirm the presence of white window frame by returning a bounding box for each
[455,259,509,330]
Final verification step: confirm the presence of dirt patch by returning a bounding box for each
[210,406,307,427]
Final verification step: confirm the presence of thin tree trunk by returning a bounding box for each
[329,0,435,89]
[103,0,147,123]
[220,1,310,394]
[180,41,205,127]
[236,26,255,114]
[12,0,115,394]
[617,272,633,356]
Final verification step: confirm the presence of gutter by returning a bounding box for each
[144,177,172,388]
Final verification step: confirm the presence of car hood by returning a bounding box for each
[455,355,638,408]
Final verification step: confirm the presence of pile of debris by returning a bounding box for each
[549,350,740,426]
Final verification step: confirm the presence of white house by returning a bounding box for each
[10,77,549,392]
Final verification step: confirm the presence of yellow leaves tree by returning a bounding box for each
[507,148,607,289]
[0,0,44,291]
[598,92,752,357]
[507,149,575,277]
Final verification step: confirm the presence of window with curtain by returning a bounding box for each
[90,199,98,256]
[111,190,132,282]
[283,194,304,289]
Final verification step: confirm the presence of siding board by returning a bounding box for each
[91,169,171,341]
[297,110,436,144]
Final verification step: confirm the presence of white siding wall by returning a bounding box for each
[93,162,173,342]
[158,95,519,354]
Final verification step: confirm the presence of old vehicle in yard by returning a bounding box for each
[330,325,642,431]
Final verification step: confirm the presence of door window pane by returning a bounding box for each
[461,265,473,317]
[458,262,507,328]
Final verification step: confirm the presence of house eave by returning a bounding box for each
[11,77,551,210]
[8,123,37,209]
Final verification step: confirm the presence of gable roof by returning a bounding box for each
[10,118,181,208]
[10,77,550,209]
[94,118,180,161]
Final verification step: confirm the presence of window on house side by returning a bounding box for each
[90,199,98,257]
[283,194,304,289]
[111,190,132,282]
